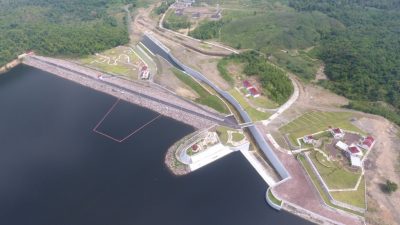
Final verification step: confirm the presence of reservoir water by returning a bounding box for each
[0,65,313,225]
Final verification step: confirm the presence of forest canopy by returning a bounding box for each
[0,0,136,66]
[289,0,400,124]
[226,51,294,105]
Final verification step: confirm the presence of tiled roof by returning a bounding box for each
[348,146,360,154]
[249,87,259,95]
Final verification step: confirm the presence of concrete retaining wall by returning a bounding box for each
[266,187,282,210]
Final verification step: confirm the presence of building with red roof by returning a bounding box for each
[243,80,252,90]
[330,128,345,139]
[358,136,375,150]
[302,135,316,145]
[249,87,260,98]
[347,145,363,157]
[140,65,150,80]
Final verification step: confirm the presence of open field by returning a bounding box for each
[269,49,321,80]
[310,151,361,189]
[171,68,229,114]
[280,111,365,146]
[79,46,146,79]
[229,89,271,121]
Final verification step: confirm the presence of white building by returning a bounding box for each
[350,155,362,167]
[335,141,348,151]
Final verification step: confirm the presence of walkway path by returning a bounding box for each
[24,55,235,129]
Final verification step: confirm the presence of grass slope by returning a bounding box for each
[171,68,229,114]
[280,111,365,146]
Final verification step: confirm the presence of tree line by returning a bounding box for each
[0,0,133,67]
[289,0,400,125]
[224,51,294,105]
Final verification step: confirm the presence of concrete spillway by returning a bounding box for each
[141,34,290,183]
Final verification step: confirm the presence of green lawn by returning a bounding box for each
[310,151,361,189]
[229,89,271,121]
[171,68,230,114]
[216,126,230,145]
[298,154,364,216]
[232,132,245,142]
[280,111,365,146]
[251,94,280,109]
[79,46,142,79]
[331,177,366,209]
[267,188,282,206]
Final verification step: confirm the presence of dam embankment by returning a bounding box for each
[23,55,231,130]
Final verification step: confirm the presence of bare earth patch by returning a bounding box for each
[314,64,328,81]
[353,117,400,225]
[153,56,198,100]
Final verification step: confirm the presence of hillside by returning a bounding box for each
[189,0,400,125]
[0,0,136,67]
[289,0,400,125]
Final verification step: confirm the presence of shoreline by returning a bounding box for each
[0,59,22,75]
[22,55,223,130]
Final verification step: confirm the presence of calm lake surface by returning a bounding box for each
[0,65,313,225]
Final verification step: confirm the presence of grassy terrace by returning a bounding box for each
[216,126,245,147]
[280,111,365,146]
[331,177,366,209]
[310,151,361,189]
[298,154,364,216]
[171,68,230,114]
[229,89,271,121]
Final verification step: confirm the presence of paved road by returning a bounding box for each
[28,56,238,128]
[141,34,290,180]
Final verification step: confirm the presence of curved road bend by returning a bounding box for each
[26,56,238,128]
[141,35,290,180]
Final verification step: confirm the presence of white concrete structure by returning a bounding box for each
[350,155,362,167]
[189,143,233,171]
[335,141,348,151]
[240,149,278,186]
